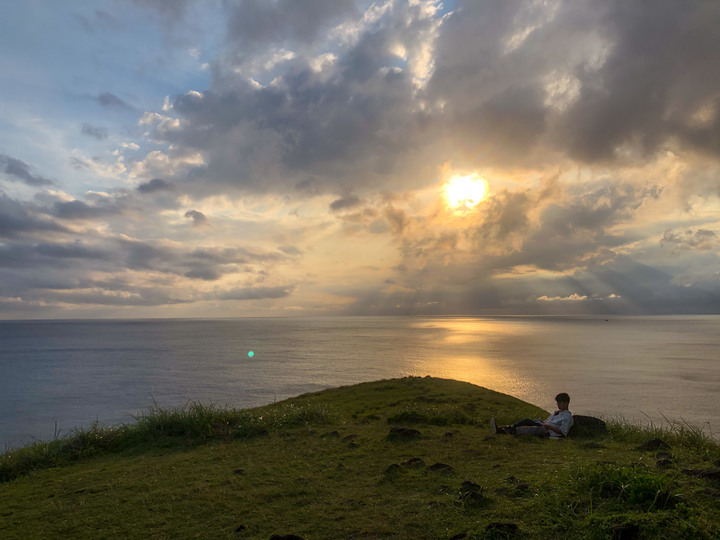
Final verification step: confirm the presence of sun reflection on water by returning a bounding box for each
[406,317,546,408]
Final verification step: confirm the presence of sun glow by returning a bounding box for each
[444,174,488,209]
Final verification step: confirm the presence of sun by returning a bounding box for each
[445,174,488,209]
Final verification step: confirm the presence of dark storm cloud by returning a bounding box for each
[218,285,295,301]
[559,0,720,162]
[52,199,125,220]
[0,193,67,238]
[0,226,298,310]
[425,0,553,165]
[471,180,659,274]
[425,0,720,165]
[226,0,357,52]
[166,65,420,193]
[110,240,289,280]
[0,242,109,269]
[137,178,173,193]
[329,194,361,211]
[184,209,207,226]
[153,2,438,196]
[28,287,194,307]
[661,228,720,252]
[0,155,55,187]
[188,246,289,264]
[343,253,720,316]
[393,179,662,297]
[183,266,222,281]
[132,0,720,201]
[80,123,109,140]
[94,92,131,109]
[504,181,662,272]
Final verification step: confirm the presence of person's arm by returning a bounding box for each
[543,411,572,436]
[542,422,564,435]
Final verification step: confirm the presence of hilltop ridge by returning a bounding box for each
[1,377,719,538]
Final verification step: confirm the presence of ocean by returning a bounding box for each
[1,315,718,450]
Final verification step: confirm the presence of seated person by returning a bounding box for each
[490,393,574,438]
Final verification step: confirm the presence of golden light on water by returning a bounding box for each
[407,318,542,403]
[444,174,488,209]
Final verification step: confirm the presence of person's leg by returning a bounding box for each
[514,426,549,437]
[510,418,540,429]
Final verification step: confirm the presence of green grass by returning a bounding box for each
[1,376,719,539]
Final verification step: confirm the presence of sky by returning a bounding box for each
[1,0,719,319]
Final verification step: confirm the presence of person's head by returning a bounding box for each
[555,392,570,410]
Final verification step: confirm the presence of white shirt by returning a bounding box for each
[545,409,574,438]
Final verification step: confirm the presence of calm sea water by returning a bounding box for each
[1,315,718,449]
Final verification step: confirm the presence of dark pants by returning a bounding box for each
[511,418,544,429]
[505,418,548,437]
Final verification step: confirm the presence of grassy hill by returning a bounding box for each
[1,377,719,539]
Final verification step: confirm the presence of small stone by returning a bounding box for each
[461,480,482,492]
[403,457,426,468]
[384,463,404,475]
[635,438,669,451]
[506,476,529,492]
[568,415,608,437]
[233,468,246,475]
[428,462,453,472]
[460,491,485,506]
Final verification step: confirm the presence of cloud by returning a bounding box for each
[329,194,361,211]
[225,0,358,53]
[147,2,442,197]
[218,285,295,301]
[80,123,109,140]
[423,0,720,167]
[4,1,720,318]
[51,198,126,221]
[535,293,588,302]
[0,193,67,238]
[94,92,132,109]
[138,178,174,193]
[0,242,110,269]
[0,155,55,187]
[661,228,720,252]
[184,209,207,226]
[129,0,189,23]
